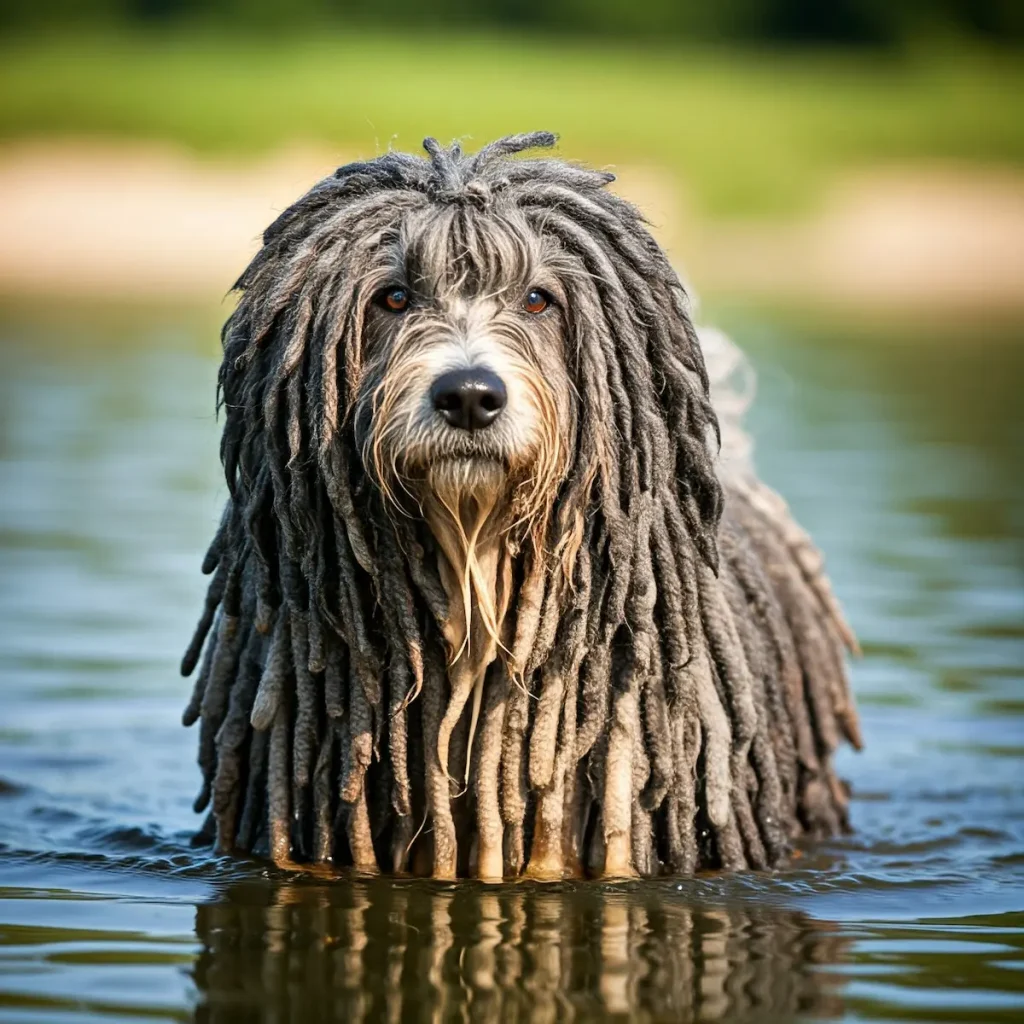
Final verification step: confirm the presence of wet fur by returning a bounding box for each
[181,133,861,879]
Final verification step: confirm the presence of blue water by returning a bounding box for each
[0,307,1021,1022]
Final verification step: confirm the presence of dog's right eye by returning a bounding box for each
[523,288,550,315]
[376,287,410,313]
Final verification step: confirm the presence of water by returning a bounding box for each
[0,307,1021,1022]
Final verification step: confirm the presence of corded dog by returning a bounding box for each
[181,132,861,880]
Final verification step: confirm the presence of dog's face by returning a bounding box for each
[354,206,574,533]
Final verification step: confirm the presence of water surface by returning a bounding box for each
[0,308,1021,1022]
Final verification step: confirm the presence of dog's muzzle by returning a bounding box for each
[430,368,507,432]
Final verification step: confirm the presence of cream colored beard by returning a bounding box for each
[422,459,516,788]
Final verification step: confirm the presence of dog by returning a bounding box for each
[181,132,861,880]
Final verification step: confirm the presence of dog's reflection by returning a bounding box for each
[191,879,846,1022]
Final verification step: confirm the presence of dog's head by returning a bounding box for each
[352,202,574,547]
[220,133,723,664]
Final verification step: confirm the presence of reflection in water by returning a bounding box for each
[192,880,845,1022]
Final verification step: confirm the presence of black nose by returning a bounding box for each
[430,368,508,431]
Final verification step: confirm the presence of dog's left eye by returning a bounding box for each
[376,287,409,313]
[523,288,550,315]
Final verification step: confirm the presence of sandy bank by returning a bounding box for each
[0,140,1021,314]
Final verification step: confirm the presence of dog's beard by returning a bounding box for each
[406,417,565,649]
[421,457,516,660]
[418,457,517,786]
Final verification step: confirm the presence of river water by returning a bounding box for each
[0,307,1021,1022]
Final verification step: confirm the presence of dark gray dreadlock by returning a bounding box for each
[181,132,861,878]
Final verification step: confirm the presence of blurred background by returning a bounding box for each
[0,0,1022,312]
[1,5,1022,1023]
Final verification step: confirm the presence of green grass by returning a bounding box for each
[1,30,1022,215]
